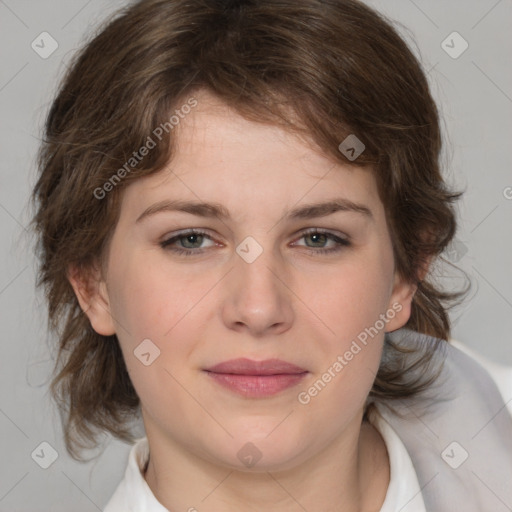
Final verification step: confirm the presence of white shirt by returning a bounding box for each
[104,340,512,512]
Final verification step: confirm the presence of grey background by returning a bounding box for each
[1,0,511,510]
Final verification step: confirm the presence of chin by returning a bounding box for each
[205,428,311,473]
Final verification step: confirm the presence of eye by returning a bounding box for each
[160,229,216,256]
[293,229,351,255]
[159,228,351,257]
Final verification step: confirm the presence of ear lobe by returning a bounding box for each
[67,263,116,336]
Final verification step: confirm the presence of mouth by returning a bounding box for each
[203,358,309,398]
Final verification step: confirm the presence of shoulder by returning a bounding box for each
[448,338,512,416]
[376,330,512,510]
[385,328,511,417]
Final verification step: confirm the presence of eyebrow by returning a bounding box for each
[135,198,373,223]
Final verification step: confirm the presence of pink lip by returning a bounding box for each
[204,358,308,398]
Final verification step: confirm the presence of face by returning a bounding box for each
[71,89,416,472]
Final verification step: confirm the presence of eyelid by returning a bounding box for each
[161,227,214,240]
[159,228,217,247]
[294,226,349,241]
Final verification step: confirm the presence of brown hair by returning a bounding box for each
[30,0,466,460]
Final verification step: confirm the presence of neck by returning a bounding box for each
[143,416,389,512]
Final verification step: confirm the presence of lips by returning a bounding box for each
[204,358,308,398]
[206,358,307,375]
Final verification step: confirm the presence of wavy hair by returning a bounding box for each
[30,0,466,460]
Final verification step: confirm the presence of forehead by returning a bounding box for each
[118,90,384,224]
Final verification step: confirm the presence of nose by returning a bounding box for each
[221,244,295,337]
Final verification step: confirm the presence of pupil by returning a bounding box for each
[184,234,201,248]
[310,233,325,246]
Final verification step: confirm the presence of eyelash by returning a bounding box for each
[159,228,351,257]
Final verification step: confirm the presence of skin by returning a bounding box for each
[69,89,418,512]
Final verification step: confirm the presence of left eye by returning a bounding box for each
[294,230,350,254]
[160,229,350,256]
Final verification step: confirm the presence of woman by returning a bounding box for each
[30,0,512,510]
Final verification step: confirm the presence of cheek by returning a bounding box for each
[107,265,195,424]
[106,250,210,377]
[108,250,191,339]
[312,250,394,342]
[297,281,387,422]
[297,245,394,405]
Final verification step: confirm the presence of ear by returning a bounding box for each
[66,262,116,336]
[384,272,416,332]
[385,255,432,332]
